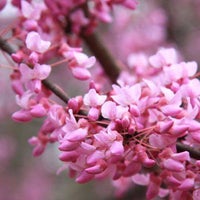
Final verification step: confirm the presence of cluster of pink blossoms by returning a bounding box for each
[1,0,200,199]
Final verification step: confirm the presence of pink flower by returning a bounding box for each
[26,31,51,53]
[19,63,51,92]
[28,136,46,156]
[193,189,200,200]
[83,89,106,107]
[101,101,128,120]
[121,0,138,9]
[149,48,178,68]
[112,83,141,106]
[0,0,6,11]
[110,140,124,156]
[21,0,45,20]
[163,158,185,172]
[132,173,150,185]
[12,109,32,122]
[63,50,96,80]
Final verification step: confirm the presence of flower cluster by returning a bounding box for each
[1,1,200,200]
[17,47,200,199]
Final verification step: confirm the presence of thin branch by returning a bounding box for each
[42,79,69,103]
[0,38,15,54]
[78,2,121,84]
[0,37,69,104]
[177,142,200,160]
[81,31,121,84]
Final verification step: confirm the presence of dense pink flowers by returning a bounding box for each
[10,42,200,199]
[1,0,200,199]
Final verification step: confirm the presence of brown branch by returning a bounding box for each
[0,38,15,54]
[81,31,121,84]
[41,79,69,103]
[0,37,69,104]
[177,142,200,160]
[77,2,121,84]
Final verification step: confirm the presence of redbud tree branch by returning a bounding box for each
[1,35,200,160]
[177,142,200,160]
[81,31,121,83]
[0,37,69,104]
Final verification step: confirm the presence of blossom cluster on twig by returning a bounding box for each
[1,1,200,199]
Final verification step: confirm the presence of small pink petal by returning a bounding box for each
[156,120,174,133]
[0,0,6,11]
[146,177,161,200]
[132,173,149,186]
[86,150,105,164]
[88,107,100,121]
[143,157,156,168]
[101,101,117,119]
[163,158,184,172]
[12,110,32,122]
[193,189,200,200]
[26,31,51,53]
[66,128,87,142]
[123,161,141,177]
[34,64,51,80]
[30,104,47,117]
[161,104,182,116]
[110,141,124,156]
[71,67,91,80]
[75,171,94,183]
[19,63,34,81]
[85,164,105,174]
[185,61,198,77]
[122,0,138,9]
[170,124,188,136]
[178,178,194,190]
[59,141,79,151]
[80,142,96,152]
[59,151,79,162]
[83,89,106,107]
[171,151,190,162]
[166,175,181,186]
[191,132,200,143]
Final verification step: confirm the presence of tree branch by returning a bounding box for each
[0,37,69,104]
[41,79,69,103]
[0,37,15,54]
[177,142,200,160]
[81,31,121,84]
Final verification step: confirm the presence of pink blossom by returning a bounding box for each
[63,51,96,80]
[83,89,106,107]
[21,0,45,20]
[149,48,178,68]
[193,189,200,200]
[75,171,94,183]
[12,109,32,122]
[112,83,141,106]
[28,136,46,156]
[132,173,150,186]
[101,101,128,120]
[63,128,88,142]
[26,31,51,53]
[19,63,51,92]
[119,0,138,9]
[162,158,185,172]
[0,0,6,11]
[146,175,161,200]
[110,140,124,156]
